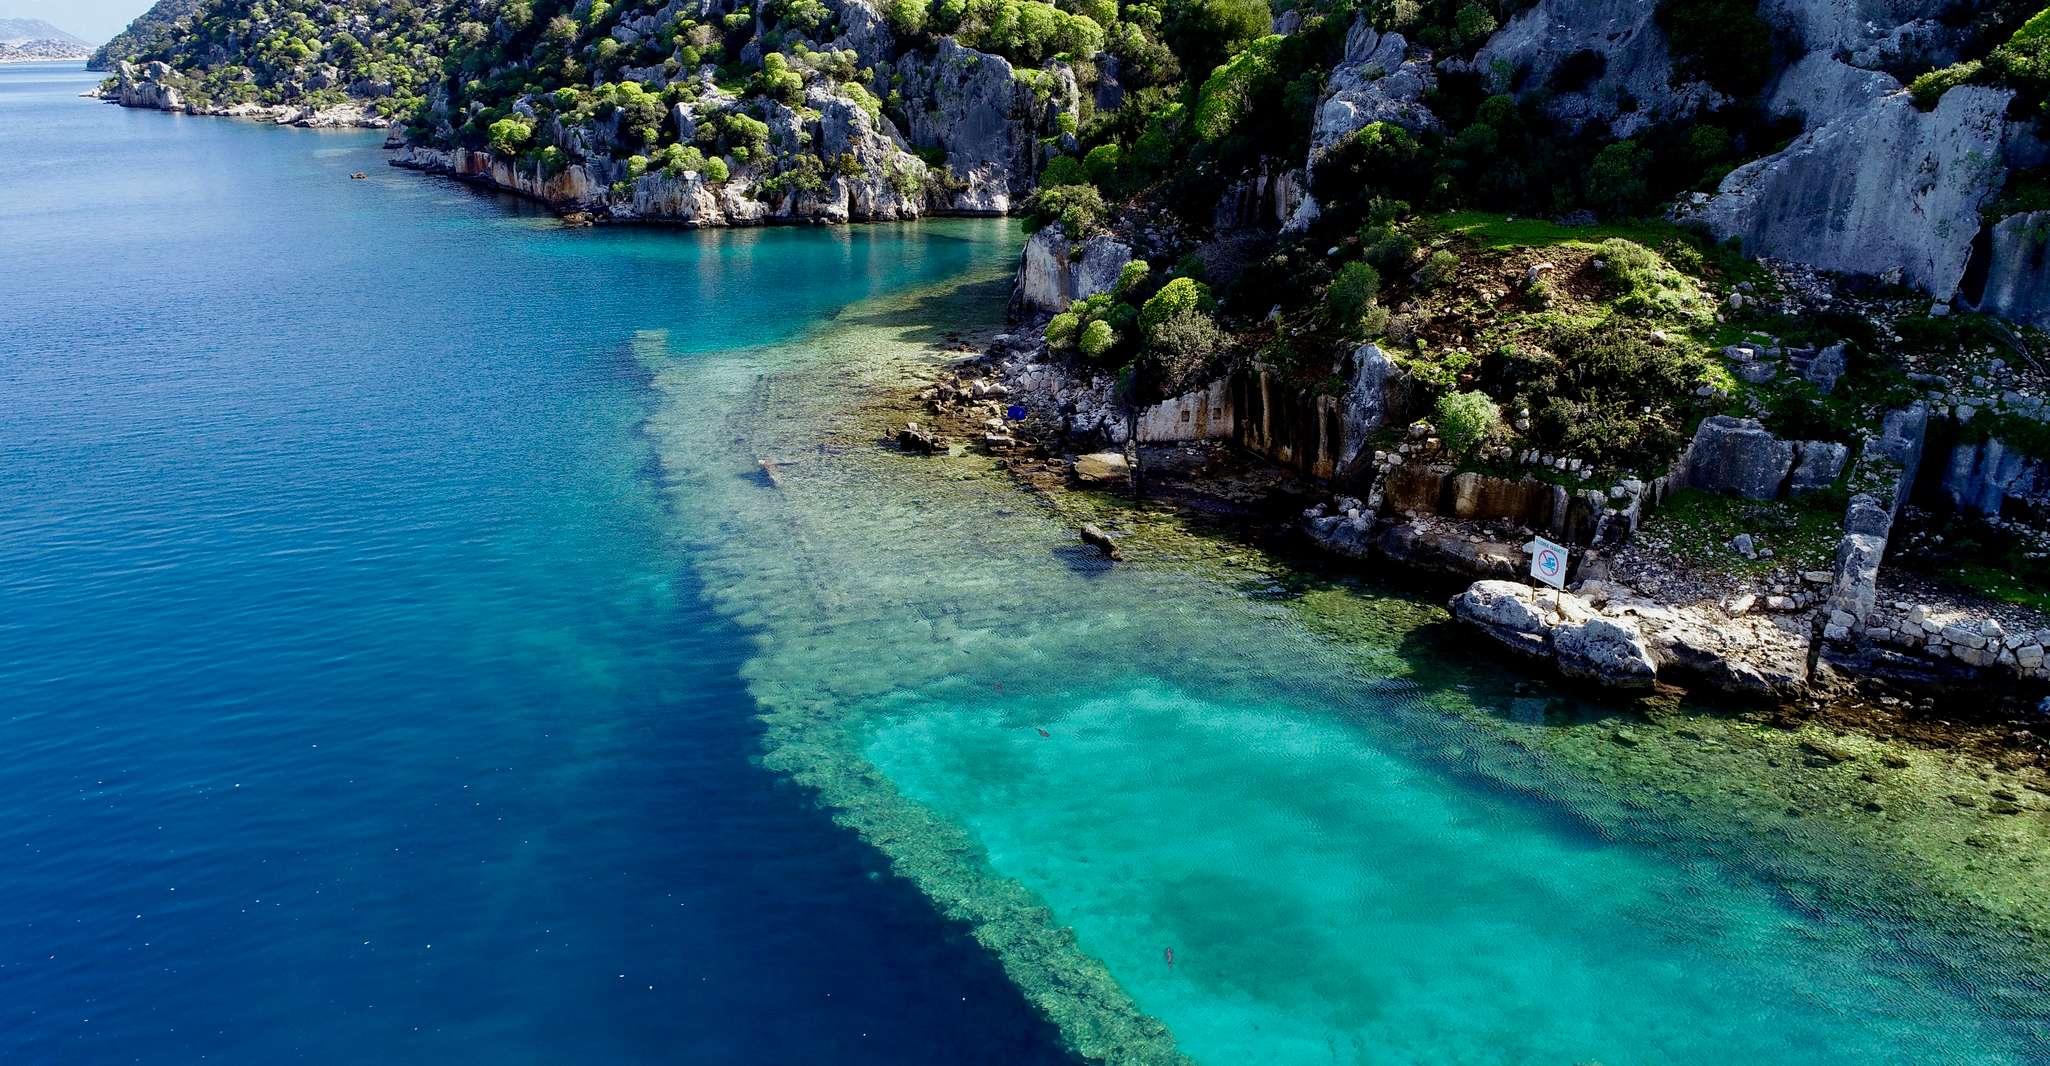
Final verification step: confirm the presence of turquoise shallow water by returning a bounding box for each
[6,60,2050,1066]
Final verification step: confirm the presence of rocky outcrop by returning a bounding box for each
[1758,0,1974,72]
[103,60,390,128]
[1285,20,1437,231]
[1764,52,1899,124]
[1234,344,1413,480]
[1453,580,1813,695]
[1970,211,2050,328]
[113,61,186,111]
[1013,223,1134,313]
[1688,86,2012,300]
[1943,434,2050,518]
[894,38,1063,214]
[1311,22,1439,156]
[1469,0,1714,138]
[1684,415,1795,500]
[391,146,614,211]
[1450,581,1658,688]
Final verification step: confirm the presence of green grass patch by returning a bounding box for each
[1428,211,1682,250]
[1948,562,2050,614]
[1640,489,1844,575]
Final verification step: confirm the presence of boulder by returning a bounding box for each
[1072,451,1132,485]
[1689,86,2012,300]
[1553,616,1659,688]
[1789,441,1849,493]
[1080,523,1122,560]
[1014,223,1133,313]
[1448,580,1556,659]
[1970,211,2050,328]
[1684,416,1794,500]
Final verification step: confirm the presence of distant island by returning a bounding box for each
[0,17,95,62]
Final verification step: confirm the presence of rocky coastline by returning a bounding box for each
[896,230,2050,725]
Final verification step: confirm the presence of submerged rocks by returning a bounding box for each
[1080,523,1123,561]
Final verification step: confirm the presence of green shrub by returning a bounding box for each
[488,116,533,155]
[1587,140,1651,216]
[1140,276,1209,335]
[1655,0,1773,96]
[1027,183,1109,236]
[1596,238,1710,320]
[1435,391,1501,457]
[757,52,806,104]
[1078,318,1119,359]
[1114,259,1153,299]
[1362,227,1419,275]
[1167,0,1272,81]
[1141,306,1228,396]
[1084,143,1123,184]
[1045,310,1082,346]
[704,156,731,182]
[1416,249,1459,290]
[1041,154,1088,186]
[1514,325,1704,468]
[1452,3,1497,48]
[885,0,929,34]
[1327,261,1382,334]
[1908,61,1979,110]
[1192,35,1282,142]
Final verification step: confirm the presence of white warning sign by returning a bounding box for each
[1526,536,1568,590]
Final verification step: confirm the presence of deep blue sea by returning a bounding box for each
[0,64,1070,1065]
[9,61,2050,1066]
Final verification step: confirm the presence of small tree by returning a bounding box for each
[1435,390,1501,458]
[487,116,533,155]
[1327,261,1381,334]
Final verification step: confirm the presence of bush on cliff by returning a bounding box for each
[1434,391,1501,458]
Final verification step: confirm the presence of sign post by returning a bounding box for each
[1525,535,1568,590]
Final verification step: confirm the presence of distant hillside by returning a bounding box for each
[0,17,94,61]
[0,18,91,47]
[87,0,202,71]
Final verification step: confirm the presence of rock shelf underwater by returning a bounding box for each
[633,229,2050,1063]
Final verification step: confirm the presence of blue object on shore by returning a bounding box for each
[1007,404,1027,420]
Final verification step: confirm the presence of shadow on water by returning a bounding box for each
[838,273,1019,347]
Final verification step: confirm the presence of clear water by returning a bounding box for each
[0,65,1070,1065]
[5,61,2048,1066]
